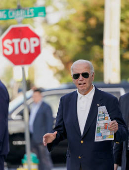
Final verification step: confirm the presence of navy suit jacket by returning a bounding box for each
[48,87,127,170]
[0,81,9,157]
[31,101,53,144]
[114,93,129,170]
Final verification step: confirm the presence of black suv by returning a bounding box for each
[6,83,127,167]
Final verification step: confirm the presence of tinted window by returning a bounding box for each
[43,94,64,118]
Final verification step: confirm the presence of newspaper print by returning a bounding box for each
[95,106,114,142]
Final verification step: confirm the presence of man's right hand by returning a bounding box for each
[114,164,118,170]
[43,131,57,146]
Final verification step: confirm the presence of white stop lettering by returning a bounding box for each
[3,37,39,55]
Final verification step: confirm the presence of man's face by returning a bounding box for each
[33,91,42,103]
[72,62,94,95]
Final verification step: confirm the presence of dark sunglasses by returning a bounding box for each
[73,72,90,79]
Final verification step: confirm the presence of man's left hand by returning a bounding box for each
[108,120,118,133]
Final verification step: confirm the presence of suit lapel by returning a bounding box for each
[69,91,81,136]
[82,87,103,138]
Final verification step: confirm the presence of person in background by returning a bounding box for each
[114,93,129,170]
[29,88,53,170]
[0,80,9,170]
[43,59,127,170]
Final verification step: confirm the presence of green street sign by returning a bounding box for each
[0,6,46,20]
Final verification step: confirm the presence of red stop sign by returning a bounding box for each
[1,25,41,65]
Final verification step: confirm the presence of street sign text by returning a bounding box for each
[0,6,46,20]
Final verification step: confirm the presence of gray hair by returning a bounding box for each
[71,59,94,75]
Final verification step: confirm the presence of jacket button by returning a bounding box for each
[81,140,83,144]
[116,142,119,144]
[78,156,81,159]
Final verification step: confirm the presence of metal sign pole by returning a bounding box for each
[17,1,31,170]
[0,0,43,167]
[22,66,31,170]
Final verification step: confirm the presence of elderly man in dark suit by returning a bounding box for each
[29,88,53,170]
[114,93,129,170]
[43,59,127,170]
[0,80,9,170]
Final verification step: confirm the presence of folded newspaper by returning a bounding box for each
[95,106,114,142]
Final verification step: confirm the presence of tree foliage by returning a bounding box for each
[44,0,104,83]
[44,0,129,83]
[0,0,37,34]
[120,0,129,81]
[1,0,129,85]
[1,65,13,85]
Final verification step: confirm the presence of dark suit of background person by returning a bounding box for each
[0,80,9,170]
[43,60,128,170]
[29,89,53,170]
[114,93,129,170]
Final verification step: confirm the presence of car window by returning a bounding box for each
[43,88,125,121]
[9,98,33,120]
[9,90,33,114]
[99,87,125,99]
[43,94,64,119]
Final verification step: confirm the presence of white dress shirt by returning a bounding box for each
[29,101,42,133]
[77,85,95,135]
